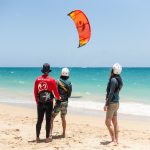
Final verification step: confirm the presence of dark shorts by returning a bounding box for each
[106,103,119,119]
[52,101,68,117]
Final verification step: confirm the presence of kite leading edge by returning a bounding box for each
[68,10,91,48]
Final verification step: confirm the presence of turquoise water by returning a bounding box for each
[0,67,150,116]
[0,67,150,101]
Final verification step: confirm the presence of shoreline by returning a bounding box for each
[1,101,150,122]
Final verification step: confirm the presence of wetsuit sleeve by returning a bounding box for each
[52,80,60,100]
[68,83,72,98]
[105,78,117,106]
[106,82,109,99]
[34,79,38,105]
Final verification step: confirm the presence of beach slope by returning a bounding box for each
[0,104,150,150]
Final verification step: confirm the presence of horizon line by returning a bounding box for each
[0,66,150,68]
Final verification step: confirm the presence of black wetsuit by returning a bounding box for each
[36,101,53,138]
[34,75,60,139]
[105,75,123,106]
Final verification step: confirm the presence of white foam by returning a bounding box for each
[69,100,150,117]
[0,99,34,104]
[1,98,150,117]
[119,102,150,117]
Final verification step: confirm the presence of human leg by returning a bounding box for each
[105,104,116,142]
[60,102,68,137]
[112,116,119,144]
[36,103,45,140]
[50,113,57,137]
[49,103,60,137]
[49,115,55,137]
[105,118,115,142]
[45,102,53,142]
[61,115,66,137]
[112,104,119,143]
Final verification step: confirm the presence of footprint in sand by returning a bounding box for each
[4,132,9,135]
[54,146,59,150]
[123,145,131,148]
[14,136,22,140]
[73,139,78,142]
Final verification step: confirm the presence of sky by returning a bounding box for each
[0,0,150,67]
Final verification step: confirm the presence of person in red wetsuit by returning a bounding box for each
[34,63,60,143]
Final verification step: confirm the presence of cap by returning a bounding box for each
[41,63,51,73]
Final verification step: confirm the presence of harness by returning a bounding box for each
[58,80,68,92]
[57,80,70,101]
[38,90,53,103]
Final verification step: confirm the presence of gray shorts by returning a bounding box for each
[52,101,68,117]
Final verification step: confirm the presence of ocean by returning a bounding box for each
[0,67,150,117]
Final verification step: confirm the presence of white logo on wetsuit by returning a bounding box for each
[38,82,48,92]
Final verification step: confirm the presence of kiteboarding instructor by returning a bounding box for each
[34,63,61,143]
[104,63,123,145]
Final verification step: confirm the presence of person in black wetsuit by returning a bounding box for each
[50,68,72,138]
[34,63,60,143]
[104,63,123,145]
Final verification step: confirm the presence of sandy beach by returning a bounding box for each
[0,103,150,150]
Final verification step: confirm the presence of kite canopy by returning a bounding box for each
[68,10,91,48]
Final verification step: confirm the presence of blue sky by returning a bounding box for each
[0,0,150,67]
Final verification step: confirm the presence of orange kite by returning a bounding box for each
[68,10,91,48]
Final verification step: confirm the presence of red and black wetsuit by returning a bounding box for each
[34,74,60,138]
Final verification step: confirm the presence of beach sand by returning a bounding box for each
[0,103,150,150]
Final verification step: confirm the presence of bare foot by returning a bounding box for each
[45,136,52,143]
[36,137,40,143]
[109,140,118,146]
[113,141,118,146]
[111,137,115,142]
[116,140,119,144]
[62,133,66,138]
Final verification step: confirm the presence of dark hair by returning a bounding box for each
[107,69,123,93]
[109,69,114,80]
[109,69,120,81]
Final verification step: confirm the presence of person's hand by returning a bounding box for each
[53,100,61,110]
[103,105,108,111]
[56,100,61,106]
[59,96,62,101]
